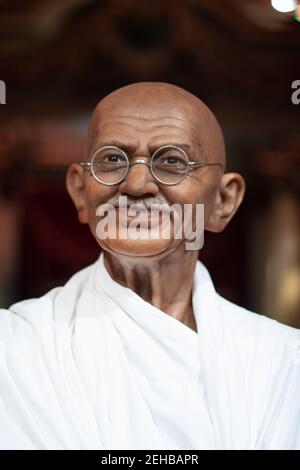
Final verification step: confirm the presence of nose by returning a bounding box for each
[118,159,160,198]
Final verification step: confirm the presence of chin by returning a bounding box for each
[98,237,177,259]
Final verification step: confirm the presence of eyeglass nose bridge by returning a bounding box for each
[129,159,151,168]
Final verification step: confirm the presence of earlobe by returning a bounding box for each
[66,164,89,224]
[206,172,246,233]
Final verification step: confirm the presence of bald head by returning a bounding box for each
[86,82,226,166]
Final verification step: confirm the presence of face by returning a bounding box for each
[82,105,222,260]
[67,85,244,263]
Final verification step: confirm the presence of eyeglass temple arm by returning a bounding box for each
[189,161,226,170]
[80,162,91,170]
[189,161,224,167]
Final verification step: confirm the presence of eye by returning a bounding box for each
[100,153,127,166]
[165,156,179,165]
[105,154,121,162]
[158,155,186,168]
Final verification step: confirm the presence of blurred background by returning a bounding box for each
[0,0,299,326]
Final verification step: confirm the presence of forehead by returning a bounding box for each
[89,105,202,151]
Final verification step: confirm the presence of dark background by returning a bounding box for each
[0,0,299,326]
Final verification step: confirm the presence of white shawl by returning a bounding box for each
[0,253,299,450]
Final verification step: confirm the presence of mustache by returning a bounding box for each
[104,194,170,210]
[95,195,184,222]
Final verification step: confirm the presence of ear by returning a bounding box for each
[66,163,89,224]
[206,172,246,233]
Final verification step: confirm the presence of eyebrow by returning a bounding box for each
[90,140,195,156]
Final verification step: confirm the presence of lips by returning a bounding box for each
[128,204,149,215]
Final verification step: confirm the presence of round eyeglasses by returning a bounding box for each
[80,145,224,186]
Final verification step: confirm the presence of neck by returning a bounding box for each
[103,245,199,332]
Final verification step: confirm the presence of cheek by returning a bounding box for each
[162,176,218,224]
[84,180,117,226]
[162,177,207,205]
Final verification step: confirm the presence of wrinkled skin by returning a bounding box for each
[67,82,245,332]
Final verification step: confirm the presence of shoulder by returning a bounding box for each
[218,293,300,339]
[0,259,98,349]
[216,294,300,370]
[196,259,299,342]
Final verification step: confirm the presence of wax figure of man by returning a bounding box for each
[0,82,299,450]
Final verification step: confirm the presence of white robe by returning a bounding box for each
[0,252,299,450]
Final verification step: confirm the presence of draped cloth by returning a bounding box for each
[0,252,300,450]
